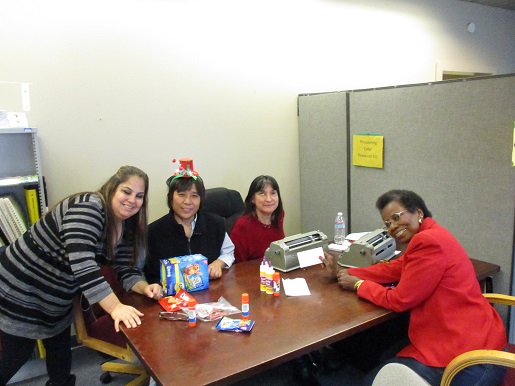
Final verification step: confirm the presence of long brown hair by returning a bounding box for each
[96,166,149,265]
[243,175,283,228]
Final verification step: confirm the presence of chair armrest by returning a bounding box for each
[483,293,515,306]
[441,349,515,386]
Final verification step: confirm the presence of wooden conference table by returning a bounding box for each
[120,256,499,386]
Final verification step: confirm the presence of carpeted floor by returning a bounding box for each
[7,345,138,386]
[8,344,366,386]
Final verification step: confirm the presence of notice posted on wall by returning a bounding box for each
[352,134,384,168]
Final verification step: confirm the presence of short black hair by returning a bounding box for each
[165,176,205,211]
[376,189,432,218]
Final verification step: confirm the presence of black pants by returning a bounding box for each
[0,326,72,386]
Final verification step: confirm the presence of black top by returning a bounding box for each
[144,210,226,284]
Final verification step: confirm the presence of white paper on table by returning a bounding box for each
[297,246,324,268]
[282,278,311,296]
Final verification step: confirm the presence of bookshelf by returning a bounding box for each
[0,128,48,377]
[0,128,47,247]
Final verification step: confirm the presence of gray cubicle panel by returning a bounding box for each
[298,91,349,239]
[298,74,515,325]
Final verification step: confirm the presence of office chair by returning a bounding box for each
[203,187,245,234]
[371,363,429,386]
[73,266,148,386]
[372,293,515,386]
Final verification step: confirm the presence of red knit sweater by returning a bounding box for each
[230,211,285,263]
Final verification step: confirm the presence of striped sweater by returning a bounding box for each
[0,193,145,339]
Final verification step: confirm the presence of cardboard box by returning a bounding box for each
[160,254,209,296]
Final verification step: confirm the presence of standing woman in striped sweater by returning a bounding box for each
[0,165,163,386]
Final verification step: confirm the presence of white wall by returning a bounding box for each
[1,0,514,235]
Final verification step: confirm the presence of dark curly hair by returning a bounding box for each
[376,189,432,218]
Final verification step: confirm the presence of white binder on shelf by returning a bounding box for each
[0,201,18,243]
[0,196,27,240]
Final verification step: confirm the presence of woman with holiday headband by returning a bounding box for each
[0,166,162,386]
[231,175,285,263]
[144,158,235,284]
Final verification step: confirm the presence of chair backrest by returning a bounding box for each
[372,363,430,386]
[500,343,515,386]
[438,293,515,386]
[203,187,245,233]
[73,265,136,362]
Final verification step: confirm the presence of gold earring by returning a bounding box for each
[419,217,423,224]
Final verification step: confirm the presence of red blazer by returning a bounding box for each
[348,218,506,367]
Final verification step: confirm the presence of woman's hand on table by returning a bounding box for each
[110,303,144,332]
[336,269,362,291]
[319,251,341,277]
[320,252,362,291]
[144,283,164,300]
[208,259,226,279]
[132,281,163,300]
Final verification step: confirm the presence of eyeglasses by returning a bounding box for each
[383,210,408,229]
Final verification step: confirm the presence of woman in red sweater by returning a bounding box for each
[230,175,285,263]
[320,189,507,386]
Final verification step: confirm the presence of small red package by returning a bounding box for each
[158,288,197,312]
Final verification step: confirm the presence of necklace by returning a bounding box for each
[255,214,272,229]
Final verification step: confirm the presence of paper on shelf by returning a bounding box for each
[0,111,7,128]
[7,112,28,128]
[282,278,311,296]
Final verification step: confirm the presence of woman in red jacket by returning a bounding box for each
[321,189,507,386]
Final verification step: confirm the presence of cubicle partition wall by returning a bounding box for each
[298,91,349,239]
[298,74,515,328]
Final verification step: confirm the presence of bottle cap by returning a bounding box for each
[188,298,195,307]
[242,293,249,302]
[273,272,280,280]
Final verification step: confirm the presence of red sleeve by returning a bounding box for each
[348,257,403,283]
[355,232,446,312]
[230,216,250,263]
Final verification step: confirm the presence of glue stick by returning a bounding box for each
[273,272,280,297]
[266,262,274,295]
[188,298,196,327]
[241,293,249,320]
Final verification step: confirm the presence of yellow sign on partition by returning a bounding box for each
[353,134,384,168]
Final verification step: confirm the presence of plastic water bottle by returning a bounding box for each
[334,212,346,244]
